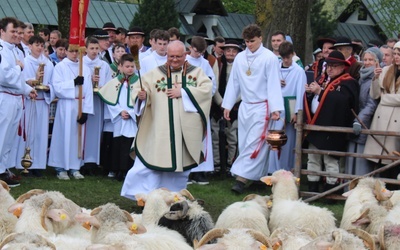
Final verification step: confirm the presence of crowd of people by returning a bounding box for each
[1,16,400,199]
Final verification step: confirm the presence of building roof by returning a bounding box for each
[334,23,382,47]
[0,0,249,39]
[0,0,138,29]
[217,13,255,39]
[337,0,399,39]
[175,0,227,16]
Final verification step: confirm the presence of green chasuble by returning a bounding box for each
[131,63,212,172]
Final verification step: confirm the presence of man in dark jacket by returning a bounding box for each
[304,50,359,192]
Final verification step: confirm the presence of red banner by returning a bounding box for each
[69,0,90,47]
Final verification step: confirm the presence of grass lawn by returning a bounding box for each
[9,168,344,225]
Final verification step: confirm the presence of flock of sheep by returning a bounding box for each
[1,169,400,249]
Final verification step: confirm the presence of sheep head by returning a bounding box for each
[0,232,56,250]
[163,200,189,220]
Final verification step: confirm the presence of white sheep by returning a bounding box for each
[136,188,190,225]
[269,227,317,250]
[215,194,271,236]
[7,190,92,249]
[299,228,374,250]
[0,180,17,242]
[0,232,56,250]
[261,170,336,236]
[340,177,393,230]
[8,190,85,236]
[193,228,272,250]
[76,202,193,250]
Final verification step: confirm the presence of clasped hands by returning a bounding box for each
[305,81,322,95]
[138,83,182,100]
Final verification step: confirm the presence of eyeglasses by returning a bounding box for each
[68,50,79,53]
[168,55,185,59]
[326,64,342,69]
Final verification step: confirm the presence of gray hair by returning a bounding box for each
[24,22,33,30]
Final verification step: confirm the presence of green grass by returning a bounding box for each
[9,168,344,225]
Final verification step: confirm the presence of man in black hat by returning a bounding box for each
[329,36,362,80]
[313,37,336,82]
[103,22,118,45]
[103,22,120,62]
[92,29,112,64]
[304,50,359,194]
[211,40,242,174]
[127,26,148,60]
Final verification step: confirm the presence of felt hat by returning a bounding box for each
[127,26,145,36]
[102,22,119,34]
[117,27,127,35]
[92,30,110,40]
[365,47,383,63]
[329,36,362,51]
[313,48,322,55]
[324,50,350,66]
[187,33,215,46]
[316,37,336,49]
[221,40,242,51]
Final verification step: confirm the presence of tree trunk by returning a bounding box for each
[57,0,72,39]
[255,0,313,64]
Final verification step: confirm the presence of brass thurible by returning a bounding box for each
[21,147,33,173]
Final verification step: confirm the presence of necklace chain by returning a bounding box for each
[246,54,258,76]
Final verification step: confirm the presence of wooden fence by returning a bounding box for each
[294,110,400,202]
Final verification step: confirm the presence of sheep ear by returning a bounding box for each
[90,207,103,216]
[123,210,134,222]
[135,194,146,207]
[196,199,205,206]
[75,212,94,230]
[126,222,147,234]
[351,208,371,226]
[342,189,353,197]
[8,203,24,218]
[0,180,10,191]
[260,176,276,186]
[46,208,70,222]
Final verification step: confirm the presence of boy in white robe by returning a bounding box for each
[0,17,37,187]
[98,54,138,181]
[47,43,94,180]
[139,30,169,75]
[186,36,216,185]
[267,41,306,174]
[222,24,284,194]
[82,37,113,175]
[15,35,54,176]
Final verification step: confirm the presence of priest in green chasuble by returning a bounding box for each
[121,41,213,200]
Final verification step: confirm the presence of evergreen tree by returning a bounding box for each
[130,0,180,42]
[310,0,338,47]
